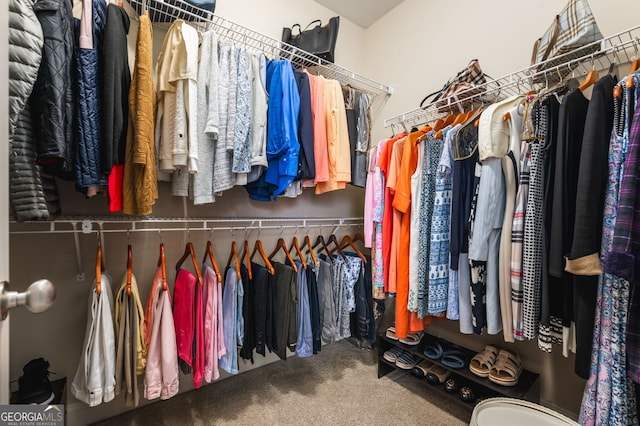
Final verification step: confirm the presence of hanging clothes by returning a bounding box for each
[75,0,107,195]
[172,269,196,375]
[240,263,255,363]
[499,101,525,343]
[213,39,236,194]
[537,95,561,352]
[304,71,329,185]
[579,78,638,426]
[71,273,116,407]
[294,70,316,183]
[450,120,480,334]
[202,266,225,382]
[114,270,146,406]
[270,262,297,360]
[318,255,338,343]
[144,267,179,401]
[32,0,75,178]
[220,266,241,374]
[101,3,130,212]
[306,258,322,354]
[192,30,219,205]
[122,13,157,216]
[232,46,252,184]
[247,52,269,183]
[315,78,351,194]
[250,262,269,357]
[294,260,313,358]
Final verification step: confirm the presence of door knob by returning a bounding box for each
[0,279,56,321]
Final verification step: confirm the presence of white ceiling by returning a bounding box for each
[312,0,405,28]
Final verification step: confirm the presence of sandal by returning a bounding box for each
[411,359,434,377]
[469,345,498,378]
[399,332,424,346]
[426,365,450,385]
[382,347,403,363]
[385,326,398,340]
[489,349,522,387]
[396,352,420,369]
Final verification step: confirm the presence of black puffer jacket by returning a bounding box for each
[75,0,108,189]
[10,103,51,222]
[32,0,76,178]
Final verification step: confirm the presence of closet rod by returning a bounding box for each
[384,24,640,129]
[122,0,393,97]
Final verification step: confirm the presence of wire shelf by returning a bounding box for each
[384,24,640,129]
[123,0,393,98]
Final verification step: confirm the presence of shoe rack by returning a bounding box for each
[377,332,540,418]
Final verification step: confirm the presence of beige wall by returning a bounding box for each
[8,0,640,423]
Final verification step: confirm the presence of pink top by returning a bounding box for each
[203,266,226,383]
[79,0,93,49]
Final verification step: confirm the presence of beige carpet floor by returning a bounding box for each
[93,339,470,426]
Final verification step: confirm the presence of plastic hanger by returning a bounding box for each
[227,241,242,279]
[250,239,275,275]
[301,235,318,268]
[126,244,133,296]
[268,238,298,273]
[158,243,168,291]
[176,242,203,287]
[337,235,367,263]
[578,69,599,92]
[289,236,308,270]
[202,240,223,283]
[312,235,335,264]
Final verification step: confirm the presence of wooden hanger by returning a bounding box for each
[126,244,133,296]
[301,235,318,268]
[326,234,348,261]
[250,239,275,275]
[629,58,640,75]
[202,241,223,283]
[579,69,599,92]
[312,235,335,264]
[289,236,307,270]
[176,242,203,287]
[432,118,445,132]
[158,243,168,291]
[268,238,298,273]
[242,240,253,280]
[96,243,103,296]
[337,235,367,263]
[227,241,242,279]
[352,232,364,245]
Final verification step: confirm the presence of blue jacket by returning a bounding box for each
[75,0,108,190]
[245,60,300,201]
